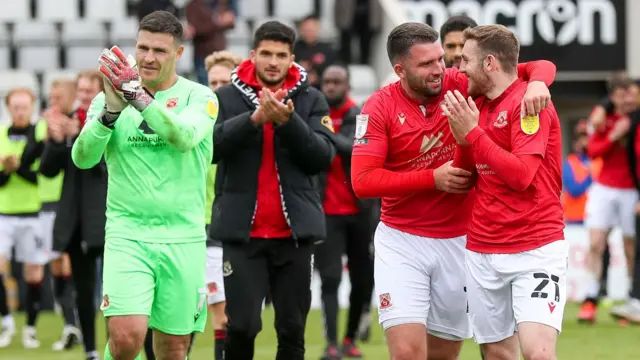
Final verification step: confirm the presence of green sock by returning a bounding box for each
[104,342,114,360]
[104,342,143,360]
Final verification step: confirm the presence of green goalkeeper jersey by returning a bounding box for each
[72,77,217,243]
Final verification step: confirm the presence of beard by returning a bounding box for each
[405,70,442,98]
[326,93,346,108]
[467,67,493,98]
[445,56,461,69]
[257,68,287,86]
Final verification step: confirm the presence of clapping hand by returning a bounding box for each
[440,90,479,145]
[2,155,20,173]
[260,89,294,125]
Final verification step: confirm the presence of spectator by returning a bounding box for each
[335,0,382,64]
[203,49,242,360]
[439,16,477,69]
[210,21,335,359]
[612,89,640,322]
[39,78,83,352]
[0,88,45,350]
[186,0,236,85]
[38,71,105,360]
[294,15,338,88]
[562,119,601,224]
[316,64,374,360]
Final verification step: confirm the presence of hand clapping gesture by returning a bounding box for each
[440,90,480,145]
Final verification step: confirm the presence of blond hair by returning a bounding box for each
[463,24,519,74]
[77,70,105,92]
[204,50,243,72]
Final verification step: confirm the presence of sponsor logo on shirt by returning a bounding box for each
[126,122,166,148]
[494,111,508,128]
[397,113,406,125]
[475,163,495,175]
[420,132,444,153]
[355,114,369,139]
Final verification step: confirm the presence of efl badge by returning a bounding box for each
[494,111,508,128]
[521,114,540,135]
[355,114,369,139]
[321,116,335,133]
[379,293,392,310]
[166,98,178,108]
[206,96,219,118]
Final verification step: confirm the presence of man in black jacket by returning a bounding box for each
[210,21,335,360]
[39,71,106,360]
[316,64,373,360]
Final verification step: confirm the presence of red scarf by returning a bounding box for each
[235,59,302,91]
[76,108,88,128]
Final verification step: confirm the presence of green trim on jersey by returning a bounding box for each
[72,77,217,243]
[0,125,42,214]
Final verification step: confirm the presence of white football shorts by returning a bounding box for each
[374,222,471,341]
[0,215,49,265]
[585,182,638,237]
[465,240,569,344]
[206,246,225,305]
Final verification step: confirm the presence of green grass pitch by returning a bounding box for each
[0,303,638,359]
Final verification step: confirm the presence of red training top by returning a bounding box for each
[587,110,634,189]
[323,98,360,216]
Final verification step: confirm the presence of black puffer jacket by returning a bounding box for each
[209,63,336,243]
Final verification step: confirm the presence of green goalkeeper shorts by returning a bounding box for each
[101,237,208,335]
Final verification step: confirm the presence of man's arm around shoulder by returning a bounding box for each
[212,85,260,163]
[275,88,335,174]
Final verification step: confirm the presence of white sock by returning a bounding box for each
[586,273,601,298]
[1,315,14,329]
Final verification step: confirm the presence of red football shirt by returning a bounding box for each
[587,111,634,189]
[323,100,360,216]
[352,69,472,238]
[466,79,565,253]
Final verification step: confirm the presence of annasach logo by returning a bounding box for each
[126,121,166,148]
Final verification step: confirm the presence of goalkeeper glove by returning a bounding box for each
[99,46,153,112]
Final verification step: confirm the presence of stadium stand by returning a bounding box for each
[0,0,379,124]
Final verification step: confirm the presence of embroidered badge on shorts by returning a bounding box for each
[379,293,392,310]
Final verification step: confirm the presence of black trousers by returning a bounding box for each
[315,213,374,344]
[223,238,313,360]
[66,230,103,354]
[630,216,640,299]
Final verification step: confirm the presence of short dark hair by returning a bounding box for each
[387,22,439,63]
[607,71,634,93]
[253,21,296,52]
[440,16,478,42]
[138,11,183,41]
[323,63,350,83]
[298,14,319,25]
[463,25,519,74]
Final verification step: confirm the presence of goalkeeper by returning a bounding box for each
[72,11,216,360]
